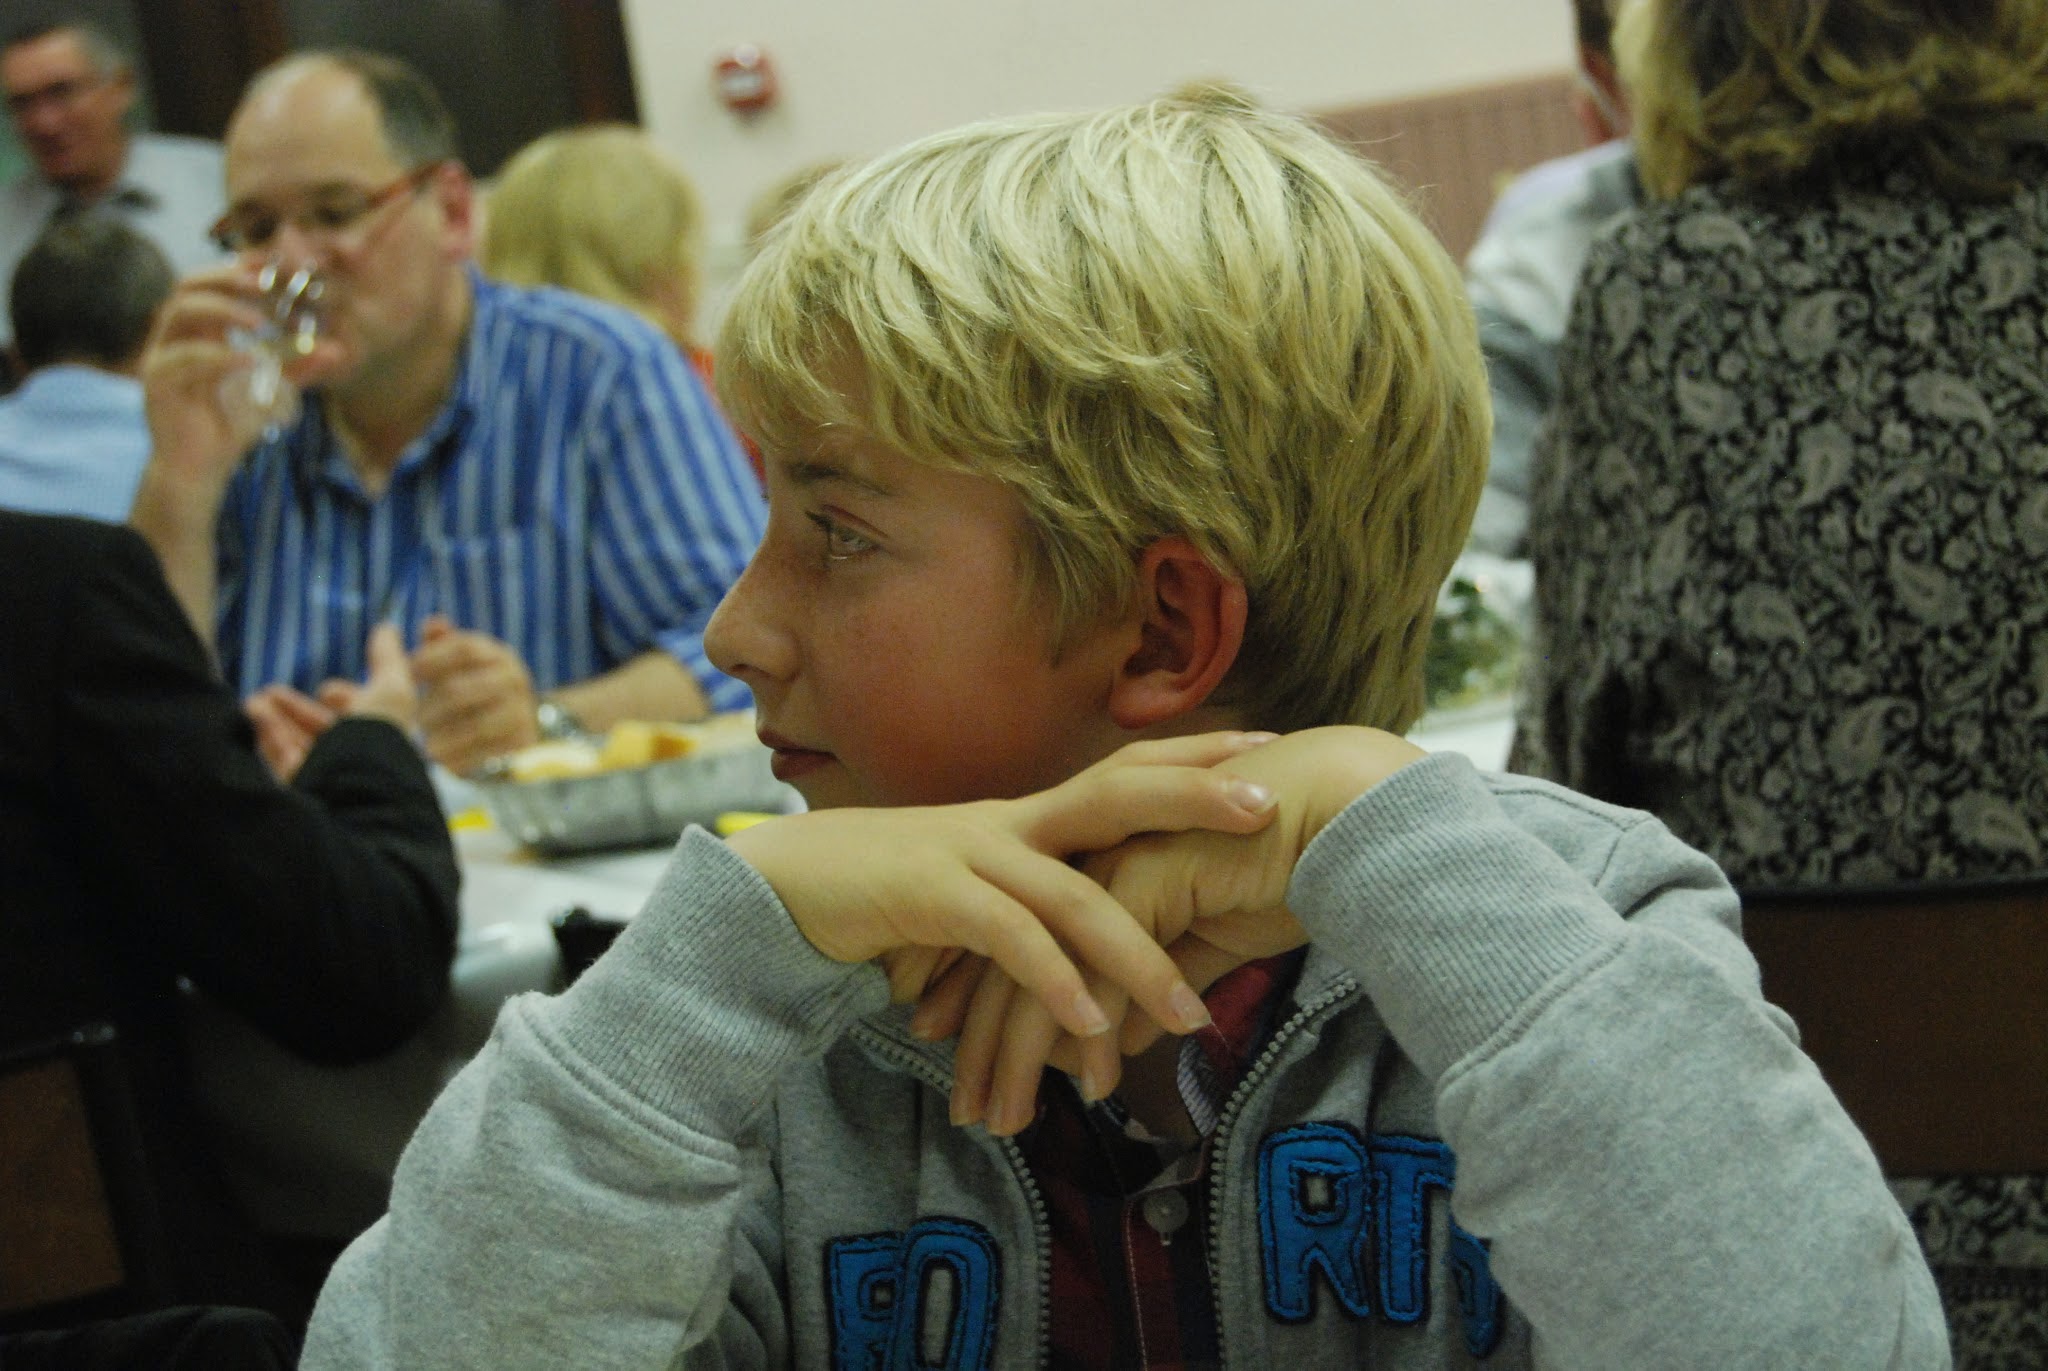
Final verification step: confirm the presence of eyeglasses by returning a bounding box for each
[209,161,447,255]
[5,73,113,119]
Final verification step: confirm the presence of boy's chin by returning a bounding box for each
[787,768,865,811]
[789,769,959,811]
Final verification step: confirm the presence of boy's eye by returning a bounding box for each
[806,512,876,561]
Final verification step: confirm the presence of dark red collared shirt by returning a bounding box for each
[1021,953,1303,1370]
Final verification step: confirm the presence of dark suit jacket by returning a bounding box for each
[0,510,459,1322]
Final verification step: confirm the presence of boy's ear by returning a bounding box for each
[1107,537,1248,730]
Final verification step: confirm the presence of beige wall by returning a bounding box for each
[622,0,1574,312]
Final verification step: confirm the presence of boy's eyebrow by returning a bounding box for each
[781,459,898,499]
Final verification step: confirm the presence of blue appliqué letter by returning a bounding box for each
[1258,1123,1504,1357]
[826,1218,1002,1370]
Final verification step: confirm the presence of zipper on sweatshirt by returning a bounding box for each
[850,1024,1057,1369]
[1201,972,1361,1369]
[994,1131,1055,1370]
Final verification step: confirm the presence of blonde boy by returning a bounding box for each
[303,94,1944,1368]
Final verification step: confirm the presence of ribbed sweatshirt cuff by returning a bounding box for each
[533,827,889,1138]
[1288,752,1626,1083]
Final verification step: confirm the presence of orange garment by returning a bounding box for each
[688,346,764,484]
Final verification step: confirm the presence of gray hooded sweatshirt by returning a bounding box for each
[303,754,1949,1369]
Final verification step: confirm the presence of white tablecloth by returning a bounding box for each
[188,710,1517,1239]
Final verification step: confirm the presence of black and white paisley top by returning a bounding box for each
[1514,144,2048,887]
[1512,141,2048,1369]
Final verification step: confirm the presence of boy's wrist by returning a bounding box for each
[1308,729,1428,836]
[1218,726,1427,849]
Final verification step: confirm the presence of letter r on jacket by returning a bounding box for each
[1257,1123,1505,1356]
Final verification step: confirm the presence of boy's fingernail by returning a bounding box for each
[1071,990,1111,1037]
[984,1091,1005,1131]
[1229,779,1276,812]
[1169,984,1212,1032]
[1234,731,1281,747]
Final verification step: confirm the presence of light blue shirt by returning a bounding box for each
[0,133,226,347]
[1464,140,1641,557]
[216,272,766,709]
[0,365,149,522]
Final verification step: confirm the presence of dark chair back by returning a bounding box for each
[550,906,630,988]
[0,1025,168,1332]
[1739,873,2048,1176]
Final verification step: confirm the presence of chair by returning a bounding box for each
[1315,70,1584,261]
[0,1024,169,1333]
[551,905,630,988]
[0,1305,295,1371]
[1738,873,2048,1176]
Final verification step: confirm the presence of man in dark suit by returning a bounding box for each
[0,509,459,1328]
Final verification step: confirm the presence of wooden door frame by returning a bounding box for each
[130,0,638,143]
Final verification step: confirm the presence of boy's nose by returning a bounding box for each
[705,552,798,688]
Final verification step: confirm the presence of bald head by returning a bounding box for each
[232,49,457,173]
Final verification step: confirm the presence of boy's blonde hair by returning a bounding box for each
[742,159,850,254]
[482,124,706,349]
[1618,0,2048,200]
[718,91,1487,734]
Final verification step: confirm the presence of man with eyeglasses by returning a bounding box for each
[129,50,765,777]
[0,20,224,355]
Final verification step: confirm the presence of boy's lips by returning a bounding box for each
[758,728,834,782]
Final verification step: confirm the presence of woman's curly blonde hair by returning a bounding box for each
[1619,0,2048,199]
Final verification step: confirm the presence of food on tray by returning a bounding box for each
[596,720,700,770]
[505,739,603,783]
[479,712,789,855]
[502,720,706,783]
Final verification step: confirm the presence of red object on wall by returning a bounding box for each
[714,46,777,114]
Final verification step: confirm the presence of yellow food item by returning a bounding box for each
[714,811,778,836]
[501,714,746,784]
[649,724,701,760]
[596,720,700,770]
[505,740,604,782]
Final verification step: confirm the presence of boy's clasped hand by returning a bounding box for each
[724,725,1427,1137]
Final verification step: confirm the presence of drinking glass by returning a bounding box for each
[222,260,326,436]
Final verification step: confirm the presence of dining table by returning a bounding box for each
[186,707,1520,1242]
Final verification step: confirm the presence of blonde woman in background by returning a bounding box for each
[482,124,712,376]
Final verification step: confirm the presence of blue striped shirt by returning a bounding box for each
[215,272,765,710]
